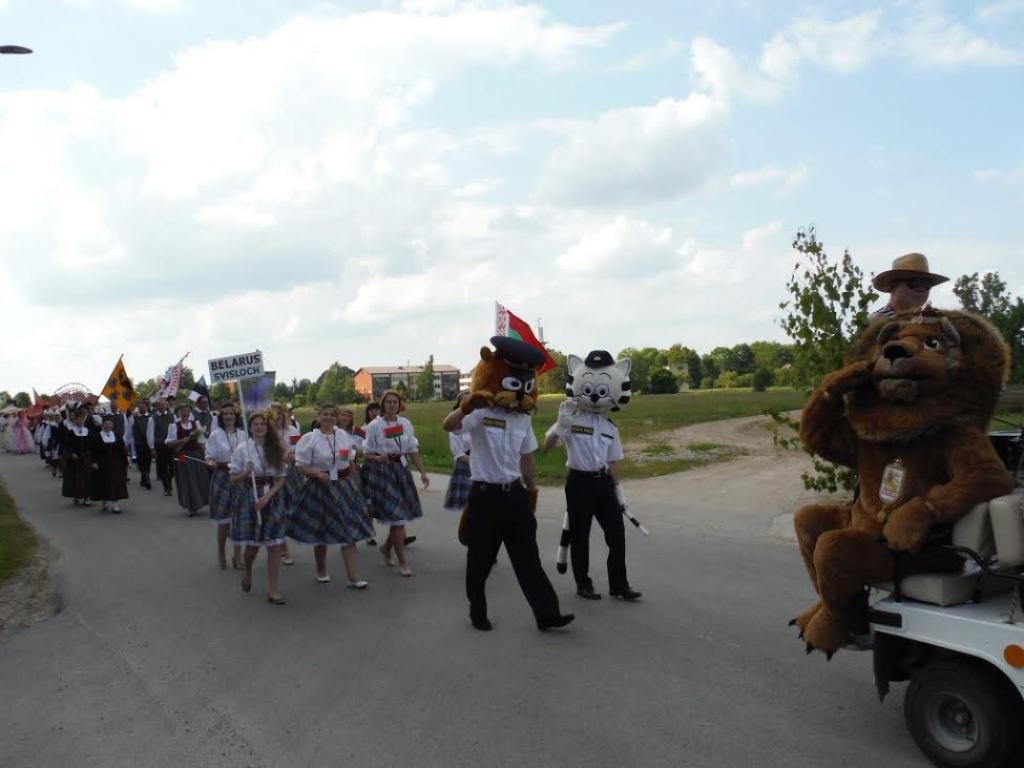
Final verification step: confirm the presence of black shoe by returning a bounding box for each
[404,535,417,546]
[366,538,377,547]
[610,587,642,601]
[471,616,493,631]
[537,614,575,631]
[576,586,602,600]
[164,489,172,496]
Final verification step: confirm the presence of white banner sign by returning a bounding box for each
[208,351,264,384]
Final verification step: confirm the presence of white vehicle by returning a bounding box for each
[866,485,1024,767]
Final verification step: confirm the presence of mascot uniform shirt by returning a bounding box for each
[547,412,623,471]
[456,407,537,484]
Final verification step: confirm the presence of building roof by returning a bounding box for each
[357,365,460,375]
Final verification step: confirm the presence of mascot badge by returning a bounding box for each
[791,307,1014,656]
[546,351,646,602]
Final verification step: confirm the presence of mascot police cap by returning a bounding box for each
[490,335,546,370]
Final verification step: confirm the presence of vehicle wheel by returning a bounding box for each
[904,660,1024,767]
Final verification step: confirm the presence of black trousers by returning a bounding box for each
[136,445,152,486]
[566,472,628,593]
[154,445,174,492]
[465,483,562,624]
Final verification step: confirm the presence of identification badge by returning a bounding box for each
[400,456,408,468]
[329,468,339,481]
[879,458,906,505]
[571,425,594,436]
[483,417,506,430]
[257,483,269,497]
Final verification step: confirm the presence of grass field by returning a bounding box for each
[295,388,808,485]
[0,478,38,586]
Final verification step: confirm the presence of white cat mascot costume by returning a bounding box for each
[544,350,645,602]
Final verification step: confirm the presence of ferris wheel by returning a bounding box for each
[53,382,95,403]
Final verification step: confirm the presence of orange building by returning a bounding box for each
[353,365,461,402]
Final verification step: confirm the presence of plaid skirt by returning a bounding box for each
[276,464,303,514]
[286,476,374,546]
[443,460,472,510]
[208,470,238,524]
[362,460,423,526]
[229,487,286,547]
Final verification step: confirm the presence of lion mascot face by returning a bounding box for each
[464,336,546,413]
[845,306,1009,441]
[565,350,632,414]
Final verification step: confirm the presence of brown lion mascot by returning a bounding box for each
[792,306,1014,655]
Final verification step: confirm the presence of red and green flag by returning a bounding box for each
[495,302,556,375]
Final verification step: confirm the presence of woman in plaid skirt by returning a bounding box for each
[444,391,472,511]
[355,401,380,546]
[204,402,246,570]
[361,390,429,577]
[270,403,301,567]
[288,404,373,587]
[229,411,288,605]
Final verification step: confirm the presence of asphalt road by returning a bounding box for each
[0,450,929,768]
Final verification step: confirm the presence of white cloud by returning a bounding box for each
[973,166,1024,183]
[556,215,678,275]
[454,178,502,197]
[977,0,1024,21]
[121,0,183,10]
[535,94,730,206]
[729,164,807,191]
[899,1,1024,67]
[610,39,684,72]
[691,37,782,102]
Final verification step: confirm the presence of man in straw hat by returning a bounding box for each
[869,253,948,322]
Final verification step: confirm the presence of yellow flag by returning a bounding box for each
[100,357,137,414]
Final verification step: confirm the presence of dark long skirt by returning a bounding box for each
[62,457,91,499]
[174,449,210,514]
[90,453,128,501]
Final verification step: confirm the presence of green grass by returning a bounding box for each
[0,479,37,586]
[292,389,806,485]
[687,442,720,452]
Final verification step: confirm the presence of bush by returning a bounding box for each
[735,373,755,388]
[648,368,679,394]
[752,367,774,392]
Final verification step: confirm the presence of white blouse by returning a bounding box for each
[279,425,301,455]
[362,416,419,456]
[294,428,356,472]
[205,428,246,463]
[229,438,287,478]
[166,420,208,445]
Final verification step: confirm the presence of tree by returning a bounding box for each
[316,362,359,405]
[752,367,774,392]
[415,355,436,400]
[953,271,1024,385]
[0,391,10,405]
[273,383,292,399]
[13,391,31,407]
[686,354,702,389]
[179,366,196,392]
[617,347,664,393]
[700,354,720,388]
[728,343,756,375]
[394,380,408,400]
[774,225,880,494]
[538,348,570,395]
[211,383,232,404]
[648,368,679,394]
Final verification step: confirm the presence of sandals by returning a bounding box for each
[267,594,286,605]
[397,562,413,578]
[315,573,331,583]
[281,553,295,566]
[347,580,369,589]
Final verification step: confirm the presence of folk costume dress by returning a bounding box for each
[166,418,211,515]
[88,428,129,505]
[61,424,92,501]
[13,415,34,454]
[205,427,246,526]
[362,416,424,527]
[228,438,287,547]
[287,428,373,546]
[443,431,472,511]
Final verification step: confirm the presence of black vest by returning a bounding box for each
[131,414,151,446]
[152,411,174,444]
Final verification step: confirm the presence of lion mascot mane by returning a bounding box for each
[792,307,1014,655]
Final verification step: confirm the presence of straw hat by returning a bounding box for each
[872,253,948,293]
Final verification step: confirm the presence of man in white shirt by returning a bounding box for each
[443,337,574,633]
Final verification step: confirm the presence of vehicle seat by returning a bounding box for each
[874,490,1024,606]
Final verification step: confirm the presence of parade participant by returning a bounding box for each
[228,411,288,604]
[12,411,34,454]
[129,400,153,489]
[81,401,102,434]
[869,253,947,323]
[106,402,127,441]
[205,401,246,570]
[147,398,176,496]
[357,401,380,547]
[362,390,428,577]
[192,396,214,434]
[443,391,472,512]
[287,404,373,587]
[543,351,641,602]
[166,403,210,517]
[89,415,129,513]
[442,337,574,632]
[269,403,300,566]
[62,409,93,506]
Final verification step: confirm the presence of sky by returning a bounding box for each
[1,0,1022,396]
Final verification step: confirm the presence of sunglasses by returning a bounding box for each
[896,278,931,290]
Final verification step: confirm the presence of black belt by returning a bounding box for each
[472,479,523,493]
[568,468,611,479]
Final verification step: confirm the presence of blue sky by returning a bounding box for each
[1,0,1022,396]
